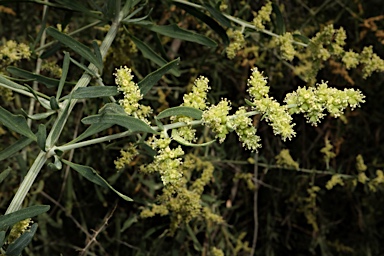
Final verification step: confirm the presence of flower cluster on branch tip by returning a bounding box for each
[114,66,152,122]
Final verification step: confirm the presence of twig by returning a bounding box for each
[250,152,259,255]
[79,203,118,256]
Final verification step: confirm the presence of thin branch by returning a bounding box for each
[79,204,118,256]
[250,152,260,255]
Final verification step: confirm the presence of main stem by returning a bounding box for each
[5,17,121,215]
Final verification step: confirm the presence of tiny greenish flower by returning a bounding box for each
[252,1,272,30]
[227,107,261,151]
[7,219,32,244]
[247,67,269,101]
[276,32,296,61]
[325,174,344,190]
[284,81,365,125]
[275,149,299,170]
[360,46,384,78]
[183,76,210,110]
[202,99,231,143]
[226,29,246,59]
[342,50,360,69]
[114,66,153,121]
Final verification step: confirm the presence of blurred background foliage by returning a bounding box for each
[1,0,384,255]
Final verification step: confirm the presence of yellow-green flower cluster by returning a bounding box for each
[341,50,360,69]
[0,40,31,66]
[227,107,261,151]
[325,174,344,190]
[247,67,269,100]
[211,247,224,256]
[284,81,365,125]
[275,149,299,170]
[141,136,184,186]
[309,25,346,60]
[173,76,210,142]
[7,219,32,244]
[114,143,138,169]
[359,46,384,78]
[114,66,152,121]
[276,32,296,61]
[320,139,336,169]
[202,99,231,143]
[248,68,295,140]
[368,170,384,192]
[226,29,245,59]
[252,1,272,30]
[183,76,210,110]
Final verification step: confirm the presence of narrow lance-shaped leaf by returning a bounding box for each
[81,103,157,134]
[156,106,203,120]
[72,86,119,99]
[0,107,37,141]
[174,2,229,46]
[57,51,71,99]
[36,124,47,151]
[138,58,180,95]
[272,3,286,35]
[6,66,73,89]
[62,159,133,201]
[203,3,231,28]
[134,21,217,48]
[0,137,34,161]
[66,123,113,144]
[5,223,38,256]
[46,27,103,72]
[0,205,50,230]
[129,34,180,77]
[0,167,11,183]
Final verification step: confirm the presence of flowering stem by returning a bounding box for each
[5,17,121,215]
[54,111,261,153]
[171,0,307,47]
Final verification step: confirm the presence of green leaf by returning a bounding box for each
[54,0,103,20]
[0,230,5,247]
[69,56,98,77]
[5,223,38,256]
[203,3,231,28]
[272,3,286,35]
[0,205,50,231]
[293,34,310,44]
[0,137,34,161]
[62,159,133,201]
[6,66,71,89]
[68,123,113,144]
[156,106,203,120]
[92,42,103,74]
[81,103,157,134]
[46,27,103,72]
[175,2,229,45]
[135,21,217,48]
[0,167,11,183]
[72,86,119,99]
[138,58,180,95]
[36,124,47,151]
[22,110,56,121]
[57,52,71,99]
[122,0,142,17]
[23,83,51,110]
[0,107,37,141]
[47,100,70,147]
[0,74,27,91]
[49,96,60,110]
[129,34,180,77]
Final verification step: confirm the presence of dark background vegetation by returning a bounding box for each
[1,0,384,255]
